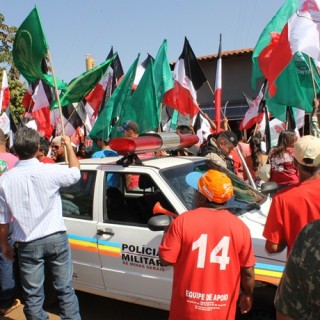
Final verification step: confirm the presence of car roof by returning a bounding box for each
[65,155,206,170]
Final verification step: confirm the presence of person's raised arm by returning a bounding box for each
[61,136,80,169]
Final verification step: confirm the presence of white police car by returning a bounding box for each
[60,132,284,319]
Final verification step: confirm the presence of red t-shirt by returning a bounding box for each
[40,157,55,164]
[159,208,255,320]
[263,177,320,255]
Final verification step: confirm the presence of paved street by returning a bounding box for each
[0,291,169,320]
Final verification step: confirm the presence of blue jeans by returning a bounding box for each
[0,234,15,309]
[17,232,80,320]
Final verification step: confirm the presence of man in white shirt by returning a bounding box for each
[0,127,81,320]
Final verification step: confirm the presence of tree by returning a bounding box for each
[0,13,27,115]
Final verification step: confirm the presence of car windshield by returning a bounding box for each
[161,159,265,214]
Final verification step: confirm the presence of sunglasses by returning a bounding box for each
[51,145,61,150]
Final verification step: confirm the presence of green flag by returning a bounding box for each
[121,58,158,134]
[121,40,174,134]
[251,0,298,89]
[12,7,66,89]
[90,55,139,141]
[153,39,174,109]
[266,52,320,114]
[51,55,115,109]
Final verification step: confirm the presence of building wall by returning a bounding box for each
[196,51,264,120]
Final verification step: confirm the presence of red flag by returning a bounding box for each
[85,73,111,117]
[22,85,34,111]
[239,86,265,130]
[214,34,222,132]
[163,37,206,118]
[0,70,10,111]
[30,81,53,139]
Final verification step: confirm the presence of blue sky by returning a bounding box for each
[2,1,283,84]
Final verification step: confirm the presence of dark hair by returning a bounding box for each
[273,130,296,157]
[14,127,40,160]
[39,136,50,156]
[250,135,263,169]
[176,125,192,134]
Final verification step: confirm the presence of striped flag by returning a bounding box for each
[0,70,10,111]
[163,37,206,118]
[214,34,222,132]
[240,84,265,130]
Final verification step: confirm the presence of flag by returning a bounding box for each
[120,39,174,134]
[106,47,124,93]
[84,73,111,117]
[94,49,125,119]
[30,80,53,139]
[239,85,265,130]
[89,56,139,141]
[51,54,115,109]
[214,34,222,132]
[192,112,211,145]
[22,85,34,111]
[0,111,11,134]
[12,7,66,89]
[132,54,154,90]
[51,103,85,137]
[251,0,299,88]
[163,37,206,118]
[121,59,157,133]
[265,1,320,112]
[0,70,10,111]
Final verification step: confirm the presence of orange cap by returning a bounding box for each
[186,169,233,204]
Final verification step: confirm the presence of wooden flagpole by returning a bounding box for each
[46,49,68,162]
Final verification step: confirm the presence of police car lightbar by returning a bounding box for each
[109,132,199,155]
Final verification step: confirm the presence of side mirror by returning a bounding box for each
[147,215,173,231]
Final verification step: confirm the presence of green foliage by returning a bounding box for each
[0,12,27,114]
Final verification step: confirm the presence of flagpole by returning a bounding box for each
[46,50,69,163]
[205,80,227,119]
[46,50,65,137]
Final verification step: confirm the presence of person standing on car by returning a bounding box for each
[263,135,320,256]
[0,127,81,320]
[0,129,20,316]
[159,169,255,320]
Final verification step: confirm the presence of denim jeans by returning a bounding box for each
[0,234,15,309]
[17,232,80,320]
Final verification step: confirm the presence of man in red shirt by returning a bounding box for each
[263,135,320,256]
[159,169,255,320]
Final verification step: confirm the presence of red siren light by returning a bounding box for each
[109,133,199,156]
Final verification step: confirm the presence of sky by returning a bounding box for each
[2,1,284,84]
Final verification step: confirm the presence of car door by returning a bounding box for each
[62,166,106,291]
[96,169,179,307]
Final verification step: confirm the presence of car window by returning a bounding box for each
[161,159,265,214]
[60,170,96,220]
[104,172,175,225]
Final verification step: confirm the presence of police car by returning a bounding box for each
[60,132,285,319]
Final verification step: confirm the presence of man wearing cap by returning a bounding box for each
[118,120,139,138]
[118,120,142,189]
[199,130,239,173]
[159,169,255,320]
[263,135,320,256]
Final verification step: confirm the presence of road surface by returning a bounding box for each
[0,291,169,320]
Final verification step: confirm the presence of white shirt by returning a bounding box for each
[0,158,80,242]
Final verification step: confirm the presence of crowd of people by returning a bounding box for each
[1,106,320,318]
